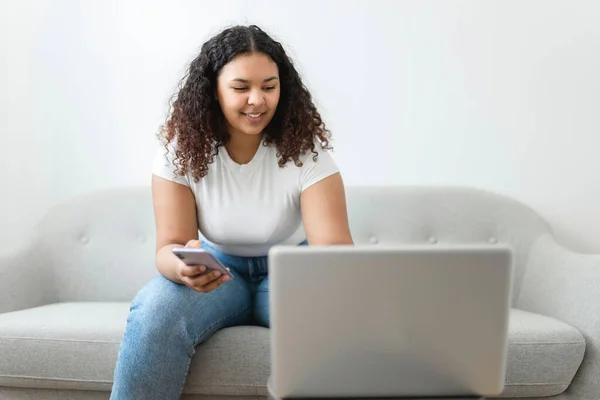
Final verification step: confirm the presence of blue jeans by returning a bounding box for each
[109,241,295,400]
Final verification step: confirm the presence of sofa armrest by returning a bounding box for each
[517,233,600,399]
[0,242,55,314]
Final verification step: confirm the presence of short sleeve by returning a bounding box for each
[151,140,190,187]
[299,142,340,192]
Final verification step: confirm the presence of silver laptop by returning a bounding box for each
[267,244,513,399]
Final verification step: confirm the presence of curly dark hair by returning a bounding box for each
[159,24,332,182]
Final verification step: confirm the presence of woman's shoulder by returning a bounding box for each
[261,138,339,190]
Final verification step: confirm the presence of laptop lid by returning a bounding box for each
[268,244,513,399]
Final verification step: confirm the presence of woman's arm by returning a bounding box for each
[152,174,199,283]
[300,172,354,245]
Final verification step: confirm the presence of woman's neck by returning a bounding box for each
[225,132,263,165]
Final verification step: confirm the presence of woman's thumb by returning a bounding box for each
[185,239,201,248]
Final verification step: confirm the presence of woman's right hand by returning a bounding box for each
[175,240,230,293]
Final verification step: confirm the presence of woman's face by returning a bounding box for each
[216,52,281,138]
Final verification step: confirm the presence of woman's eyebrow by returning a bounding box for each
[230,76,279,83]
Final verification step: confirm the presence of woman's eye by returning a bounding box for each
[233,86,276,92]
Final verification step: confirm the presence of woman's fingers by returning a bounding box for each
[184,270,227,292]
[201,276,229,292]
[178,263,206,278]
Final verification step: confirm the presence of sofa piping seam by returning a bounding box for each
[0,337,120,344]
[508,341,583,345]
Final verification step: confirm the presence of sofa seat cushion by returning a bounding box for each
[0,303,585,398]
[0,302,270,396]
[500,309,586,397]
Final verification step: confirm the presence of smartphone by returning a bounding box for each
[172,248,234,279]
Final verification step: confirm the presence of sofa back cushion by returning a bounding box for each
[35,186,157,302]
[345,186,552,304]
[35,185,552,304]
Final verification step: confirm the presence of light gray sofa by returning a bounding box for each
[0,185,598,400]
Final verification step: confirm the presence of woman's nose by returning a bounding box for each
[248,90,265,106]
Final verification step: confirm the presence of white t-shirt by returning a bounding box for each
[151,137,340,256]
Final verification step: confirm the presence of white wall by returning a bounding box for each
[1,0,599,253]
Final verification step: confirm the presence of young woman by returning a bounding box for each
[110,24,353,399]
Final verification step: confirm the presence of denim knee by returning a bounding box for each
[128,275,200,346]
[128,273,254,344]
